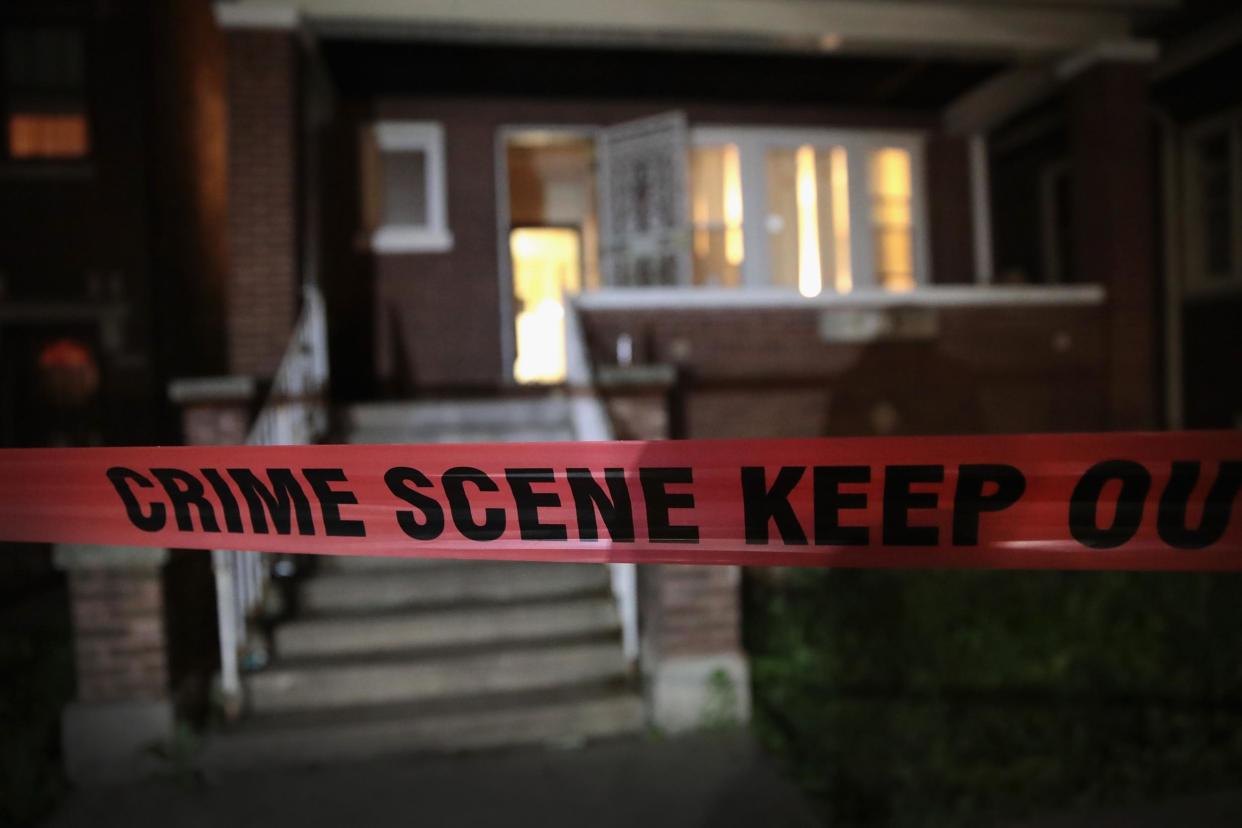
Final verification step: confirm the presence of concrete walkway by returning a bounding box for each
[47,730,822,828]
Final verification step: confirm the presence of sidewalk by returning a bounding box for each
[47,730,822,828]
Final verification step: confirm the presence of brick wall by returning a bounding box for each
[581,302,1109,439]
[642,565,742,659]
[66,566,168,703]
[225,29,300,378]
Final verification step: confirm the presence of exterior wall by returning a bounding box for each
[1068,62,1158,430]
[327,93,935,394]
[224,27,301,378]
[926,135,977,284]
[0,1,159,447]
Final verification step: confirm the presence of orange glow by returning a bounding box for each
[870,147,914,293]
[8,112,89,159]
[511,227,581,384]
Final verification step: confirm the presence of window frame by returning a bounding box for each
[690,125,931,293]
[1182,111,1242,296]
[0,24,93,167]
[363,120,453,254]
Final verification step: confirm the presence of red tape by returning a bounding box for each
[1,432,1240,570]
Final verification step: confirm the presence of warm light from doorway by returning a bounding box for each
[511,227,581,384]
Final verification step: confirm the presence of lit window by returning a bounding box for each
[3,27,90,160]
[689,127,925,293]
[765,145,852,297]
[361,122,452,253]
[869,147,915,293]
[689,144,744,286]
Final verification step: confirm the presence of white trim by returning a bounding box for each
[1181,110,1242,297]
[363,121,453,255]
[1055,38,1160,80]
[494,124,602,384]
[263,0,1133,58]
[576,284,1106,311]
[371,226,454,254]
[214,3,300,29]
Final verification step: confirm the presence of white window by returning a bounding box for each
[1184,112,1242,292]
[361,121,452,253]
[689,127,929,294]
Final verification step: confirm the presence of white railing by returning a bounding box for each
[564,297,639,664]
[214,285,329,712]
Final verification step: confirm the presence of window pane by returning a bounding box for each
[4,28,85,98]
[382,149,429,227]
[7,112,88,159]
[5,28,89,159]
[1194,130,1233,279]
[870,148,915,293]
[765,145,850,297]
[690,145,743,287]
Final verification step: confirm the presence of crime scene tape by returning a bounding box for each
[1,431,1240,570]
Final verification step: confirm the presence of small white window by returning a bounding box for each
[361,121,452,253]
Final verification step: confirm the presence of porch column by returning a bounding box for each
[54,545,172,785]
[217,4,302,378]
[598,361,752,731]
[1066,57,1159,429]
[642,565,752,732]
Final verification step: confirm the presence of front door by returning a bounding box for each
[597,111,692,287]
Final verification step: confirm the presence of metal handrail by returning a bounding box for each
[213,285,329,713]
[564,296,640,664]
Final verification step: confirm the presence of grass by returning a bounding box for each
[0,584,74,827]
[745,568,1242,827]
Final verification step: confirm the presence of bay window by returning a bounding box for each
[688,128,927,293]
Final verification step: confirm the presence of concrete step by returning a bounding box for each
[343,398,572,442]
[317,553,459,573]
[349,425,576,444]
[201,691,644,769]
[276,597,620,660]
[299,562,609,615]
[245,641,629,714]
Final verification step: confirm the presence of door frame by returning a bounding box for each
[494,124,600,386]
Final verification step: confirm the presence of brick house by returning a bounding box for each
[3,0,1241,782]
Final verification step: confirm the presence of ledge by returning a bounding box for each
[168,375,257,405]
[575,284,1106,312]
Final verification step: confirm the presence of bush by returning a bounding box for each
[746,569,1242,827]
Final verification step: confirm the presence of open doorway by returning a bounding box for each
[502,130,598,385]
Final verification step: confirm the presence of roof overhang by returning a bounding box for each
[214,0,1147,60]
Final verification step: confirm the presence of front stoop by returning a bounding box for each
[203,396,643,768]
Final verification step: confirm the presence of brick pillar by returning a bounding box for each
[926,134,976,285]
[169,375,256,445]
[597,361,752,731]
[54,545,172,785]
[642,566,751,732]
[221,9,301,377]
[1067,60,1158,429]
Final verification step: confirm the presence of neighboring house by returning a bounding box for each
[2,0,1240,785]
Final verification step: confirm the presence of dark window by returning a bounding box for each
[2,26,89,160]
[1193,129,1234,280]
